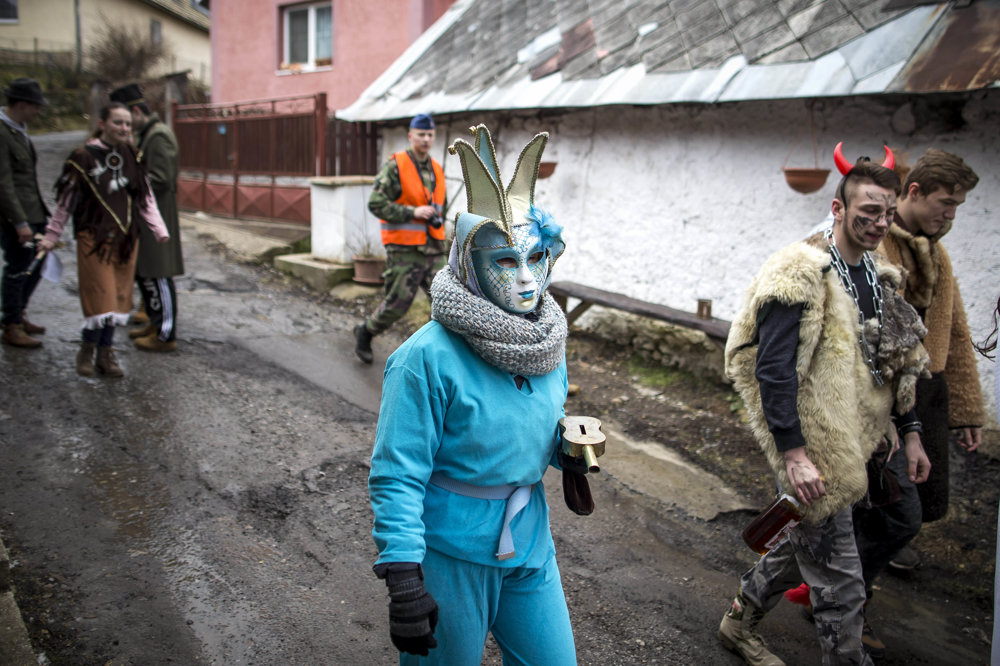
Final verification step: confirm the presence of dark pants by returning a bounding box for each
[854,444,923,595]
[136,276,177,341]
[915,373,950,523]
[0,223,44,325]
[364,247,444,335]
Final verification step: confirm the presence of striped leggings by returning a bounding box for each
[137,276,177,341]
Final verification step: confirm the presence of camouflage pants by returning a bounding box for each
[364,247,445,335]
[739,506,872,666]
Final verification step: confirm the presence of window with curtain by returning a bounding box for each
[282,2,333,70]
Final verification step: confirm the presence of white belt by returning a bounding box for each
[429,472,533,561]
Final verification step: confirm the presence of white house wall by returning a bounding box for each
[378,91,1000,421]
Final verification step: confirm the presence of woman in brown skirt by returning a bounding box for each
[39,102,168,377]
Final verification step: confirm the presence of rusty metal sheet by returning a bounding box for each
[272,187,311,224]
[204,182,235,218]
[530,18,595,80]
[177,178,204,211]
[237,185,273,220]
[902,0,1000,92]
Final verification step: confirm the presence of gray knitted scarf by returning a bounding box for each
[430,267,567,376]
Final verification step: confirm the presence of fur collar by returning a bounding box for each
[886,221,940,309]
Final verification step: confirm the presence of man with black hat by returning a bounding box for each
[0,77,50,348]
[354,113,447,364]
[109,83,183,352]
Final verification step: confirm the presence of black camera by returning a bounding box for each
[428,203,444,229]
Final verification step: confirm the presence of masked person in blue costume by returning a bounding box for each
[368,125,587,665]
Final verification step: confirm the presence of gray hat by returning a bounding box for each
[4,78,47,106]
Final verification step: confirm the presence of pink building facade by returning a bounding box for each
[210,0,454,108]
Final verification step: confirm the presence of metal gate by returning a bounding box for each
[174,93,379,224]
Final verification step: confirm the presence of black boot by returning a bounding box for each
[354,323,374,364]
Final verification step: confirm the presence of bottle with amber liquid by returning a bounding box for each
[742,493,803,554]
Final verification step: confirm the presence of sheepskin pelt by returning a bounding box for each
[724,239,903,523]
[863,285,931,414]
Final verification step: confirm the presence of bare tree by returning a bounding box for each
[88,20,171,81]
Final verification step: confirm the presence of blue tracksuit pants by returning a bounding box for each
[401,547,577,666]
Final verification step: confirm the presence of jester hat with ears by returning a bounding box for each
[447,125,565,300]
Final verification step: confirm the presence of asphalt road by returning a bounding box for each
[0,131,991,665]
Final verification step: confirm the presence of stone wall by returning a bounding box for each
[578,308,728,384]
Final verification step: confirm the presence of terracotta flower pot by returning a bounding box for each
[783,168,831,194]
[352,255,385,285]
[537,161,557,179]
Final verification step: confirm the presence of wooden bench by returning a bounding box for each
[548,281,731,343]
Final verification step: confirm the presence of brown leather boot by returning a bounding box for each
[76,342,96,377]
[133,333,177,352]
[21,311,45,335]
[2,322,42,348]
[129,324,156,339]
[132,307,149,325]
[96,346,124,377]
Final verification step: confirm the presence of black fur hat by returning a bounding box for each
[4,78,47,106]
[109,83,144,106]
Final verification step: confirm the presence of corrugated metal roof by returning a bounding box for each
[338,0,1000,122]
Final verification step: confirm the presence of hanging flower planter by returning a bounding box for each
[783,167,830,194]
[782,101,830,195]
[352,255,385,285]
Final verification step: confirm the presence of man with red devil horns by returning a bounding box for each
[718,143,930,665]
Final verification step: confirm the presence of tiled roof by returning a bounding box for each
[339,0,1000,121]
[138,0,211,32]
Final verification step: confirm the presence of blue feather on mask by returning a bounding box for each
[527,205,562,251]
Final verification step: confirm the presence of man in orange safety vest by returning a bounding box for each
[354,114,447,364]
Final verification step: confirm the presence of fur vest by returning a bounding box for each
[725,237,926,523]
[879,226,985,427]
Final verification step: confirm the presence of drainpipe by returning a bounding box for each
[74,0,82,74]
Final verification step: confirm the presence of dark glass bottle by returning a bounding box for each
[742,493,803,555]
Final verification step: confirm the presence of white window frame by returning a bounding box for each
[280,1,332,73]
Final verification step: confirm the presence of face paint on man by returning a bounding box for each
[471,221,549,314]
[832,181,896,263]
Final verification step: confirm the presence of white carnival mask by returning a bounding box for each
[448,125,565,314]
[471,221,549,314]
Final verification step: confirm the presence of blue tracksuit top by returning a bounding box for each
[369,320,567,568]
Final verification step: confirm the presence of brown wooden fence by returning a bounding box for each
[173,93,380,224]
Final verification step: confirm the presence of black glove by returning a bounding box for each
[376,563,438,655]
[559,451,595,515]
[559,450,591,475]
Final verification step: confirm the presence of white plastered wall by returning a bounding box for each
[379,91,1000,423]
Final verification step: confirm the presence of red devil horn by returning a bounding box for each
[833,142,852,175]
[882,145,894,171]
